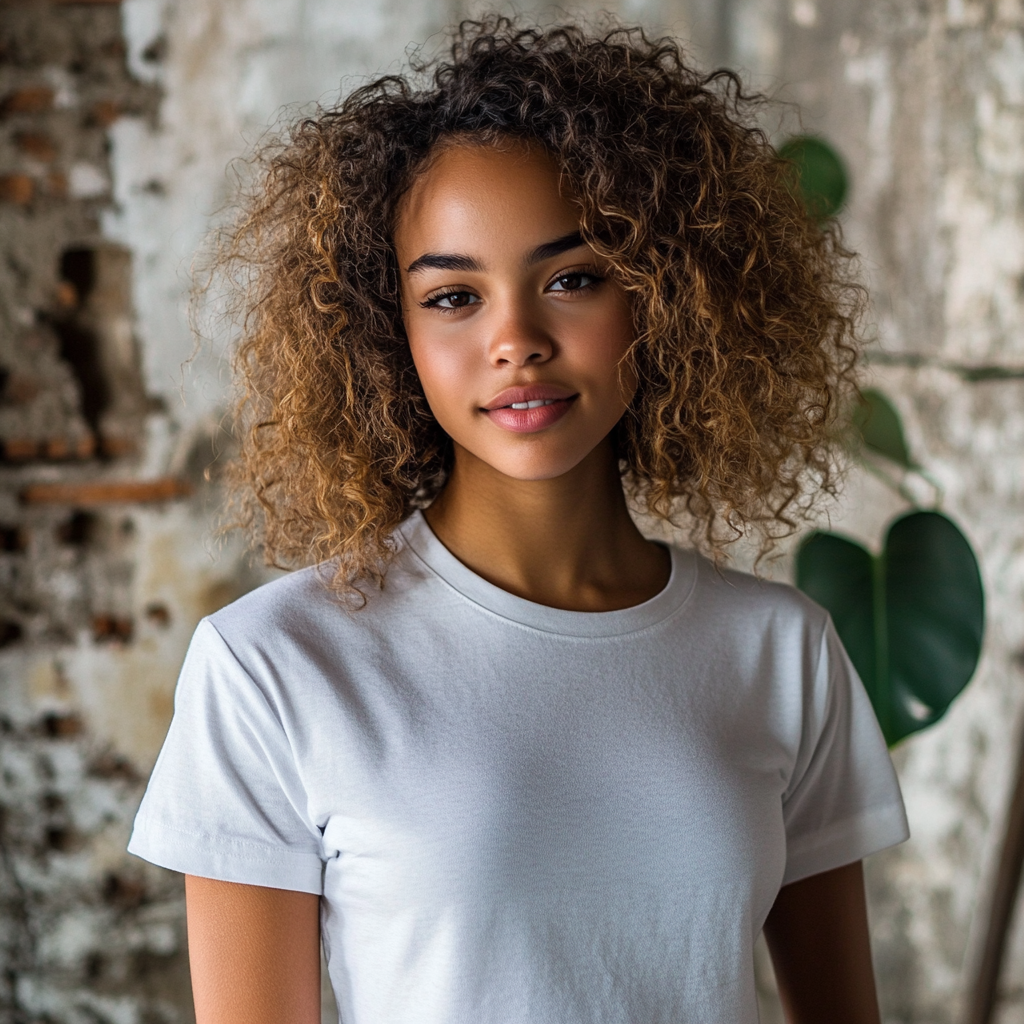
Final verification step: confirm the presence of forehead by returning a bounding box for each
[393,140,581,255]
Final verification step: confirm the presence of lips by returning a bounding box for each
[481,384,578,433]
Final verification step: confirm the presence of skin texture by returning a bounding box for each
[185,141,883,1023]
[764,860,883,1024]
[185,875,320,1024]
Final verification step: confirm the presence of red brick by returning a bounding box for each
[42,712,84,738]
[0,87,54,116]
[0,175,34,205]
[90,100,120,127]
[55,280,78,308]
[21,477,193,504]
[75,435,97,459]
[99,435,136,458]
[15,132,57,161]
[3,439,39,460]
[92,614,133,643]
[43,438,72,460]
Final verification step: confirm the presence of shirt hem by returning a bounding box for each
[127,819,324,895]
[782,801,910,886]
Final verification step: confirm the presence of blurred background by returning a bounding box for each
[0,0,1022,1021]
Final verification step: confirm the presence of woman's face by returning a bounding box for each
[394,140,636,482]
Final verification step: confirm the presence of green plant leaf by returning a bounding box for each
[796,511,984,746]
[853,388,915,468]
[779,136,849,221]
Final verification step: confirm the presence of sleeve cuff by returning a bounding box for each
[783,801,911,886]
[128,817,324,895]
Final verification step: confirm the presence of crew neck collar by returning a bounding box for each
[397,510,697,638]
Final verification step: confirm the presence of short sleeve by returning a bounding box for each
[127,618,325,893]
[781,616,910,886]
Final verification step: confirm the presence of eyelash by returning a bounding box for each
[419,267,605,315]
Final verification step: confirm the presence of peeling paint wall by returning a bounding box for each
[0,4,270,1020]
[2,0,1023,1021]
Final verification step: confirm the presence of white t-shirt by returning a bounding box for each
[129,511,908,1024]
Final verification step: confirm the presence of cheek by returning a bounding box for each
[406,324,474,421]
[565,303,636,398]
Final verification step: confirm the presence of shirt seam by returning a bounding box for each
[397,526,700,640]
[781,617,833,802]
[133,815,324,861]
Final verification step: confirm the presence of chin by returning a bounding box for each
[478,447,593,482]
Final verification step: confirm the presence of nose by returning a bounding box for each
[485,296,554,367]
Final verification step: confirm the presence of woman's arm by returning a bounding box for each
[762,860,881,1024]
[185,875,322,1024]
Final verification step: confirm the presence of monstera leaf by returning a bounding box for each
[779,135,849,221]
[797,511,984,746]
[853,388,916,468]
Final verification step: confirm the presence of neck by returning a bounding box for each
[423,439,670,611]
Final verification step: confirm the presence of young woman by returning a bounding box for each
[129,21,909,1024]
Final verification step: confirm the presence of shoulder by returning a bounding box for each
[207,564,335,638]
[202,539,439,656]
[675,552,834,674]
[687,553,829,630]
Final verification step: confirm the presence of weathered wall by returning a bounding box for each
[708,3,1024,1022]
[1,0,1023,1021]
[0,3,271,1020]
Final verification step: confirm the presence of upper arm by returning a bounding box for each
[763,860,881,1024]
[185,875,321,1024]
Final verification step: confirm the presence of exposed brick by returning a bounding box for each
[14,132,57,161]
[89,99,120,127]
[43,438,72,459]
[0,174,34,205]
[43,436,95,460]
[91,614,133,643]
[55,280,78,309]
[3,438,39,460]
[21,478,192,504]
[0,11,179,1017]
[98,435,136,458]
[0,86,54,116]
[41,712,84,739]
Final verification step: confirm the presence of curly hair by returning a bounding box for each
[207,18,862,594]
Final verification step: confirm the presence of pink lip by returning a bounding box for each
[481,384,579,434]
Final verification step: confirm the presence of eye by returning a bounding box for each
[547,270,603,294]
[420,290,480,312]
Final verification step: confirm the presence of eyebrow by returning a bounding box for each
[404,231,586,275]
[525,231,586,265]
[405,252,482,275]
